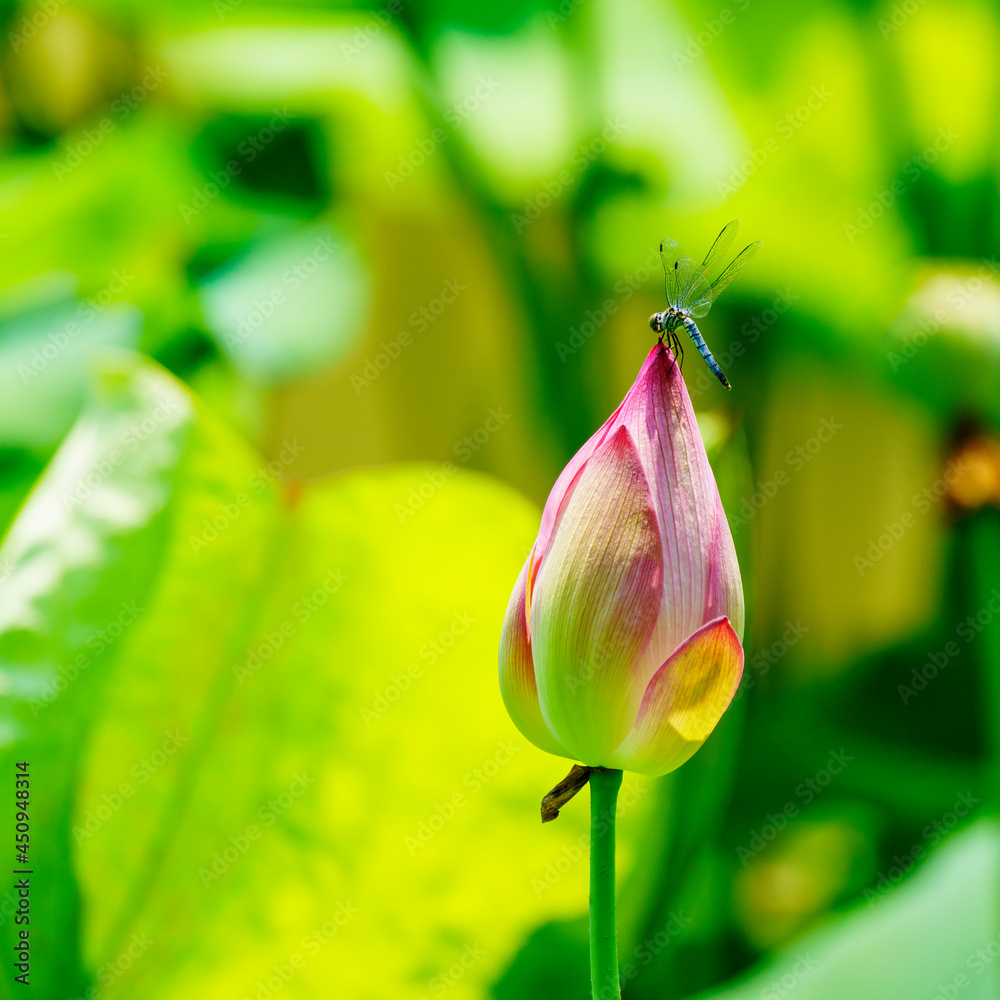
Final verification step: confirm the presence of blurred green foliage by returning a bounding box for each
[1,0,1000,996]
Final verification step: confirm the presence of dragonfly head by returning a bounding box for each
[649,312,666,333]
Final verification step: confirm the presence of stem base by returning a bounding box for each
[589,767,623,1000]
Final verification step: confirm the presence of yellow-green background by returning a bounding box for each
[1,0,1000,996]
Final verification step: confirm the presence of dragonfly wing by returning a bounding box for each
[709,240,762,302]
[675,258,710,318]
[700,220,739,283]
[677,220,739,312]
[681,275,713,317]
[686,292,713,319]
[659,239,685,305]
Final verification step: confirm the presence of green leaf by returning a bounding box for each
[691,820,1000,1000]
[0,351,196,998]
[0,354,655,999]
[198,223,370,384]
[0,300,141,448]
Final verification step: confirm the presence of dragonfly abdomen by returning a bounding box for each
[681,315,731,390]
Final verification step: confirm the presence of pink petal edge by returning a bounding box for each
[606,615,743,776]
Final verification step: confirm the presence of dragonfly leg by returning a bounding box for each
[662,332,678,377]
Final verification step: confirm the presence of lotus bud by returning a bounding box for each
[499,346,744,777]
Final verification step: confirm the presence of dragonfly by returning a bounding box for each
[649,220,761,390]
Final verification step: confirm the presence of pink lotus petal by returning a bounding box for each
[607,616,743,776]
[498,558,573,759]
[531,426,664,763]
[531,398,627,574]
[618,349,744,677]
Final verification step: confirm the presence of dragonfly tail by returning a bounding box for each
[682,317,731,390]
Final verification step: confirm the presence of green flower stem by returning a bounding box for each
[589,767,623,1000]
